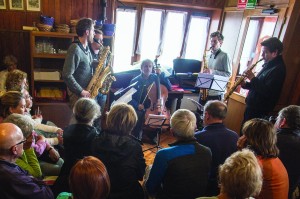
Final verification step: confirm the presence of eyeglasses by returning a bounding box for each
[11,138,27,149]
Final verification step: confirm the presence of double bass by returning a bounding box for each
[144,58,170,129]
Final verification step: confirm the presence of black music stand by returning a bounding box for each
[143,114,166,153]
[195,73,229,92]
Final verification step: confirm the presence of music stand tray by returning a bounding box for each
[143,114,166,153]
[195,73,229,92]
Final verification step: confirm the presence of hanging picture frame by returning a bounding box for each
[9,0,24,10]
[26,0,40,11]
[0,0,6,10]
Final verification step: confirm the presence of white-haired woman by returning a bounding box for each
[53,97,101,196]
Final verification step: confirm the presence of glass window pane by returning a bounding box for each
[139,9,163,61]
[159,11,187,68]
[184,16,210,60]
[113,9,137,72]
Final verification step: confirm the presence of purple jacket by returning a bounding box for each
[0,160,54,199]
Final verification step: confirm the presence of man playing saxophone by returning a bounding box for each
[241,37,286,124]
[199,31,232,105]
[62,18,95,108]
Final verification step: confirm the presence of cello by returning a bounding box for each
[144,58,170,129]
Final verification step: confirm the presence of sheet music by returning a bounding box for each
[114,81,138,96]
[195,73,213,89]
[195,73,229,92]
[111,87,137,107]
[211,75,229,91]
[145,114,166,127]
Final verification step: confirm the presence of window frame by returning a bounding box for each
[112,2,214,71]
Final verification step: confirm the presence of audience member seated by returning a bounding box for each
[275,105,300,198]
[145,109,212,199]
[22,89,60,139]
[92,103,146,199]
[56,156,110,199]
[0,55,18,95]
[0,123,54,198]
[195,100,239,196]
[128,59,171,143]
[5,69,28,92]
[197,149,263,199]
[4,113,63,176]
[53,98,100,196]
[0,91,62,145]
[238,118,289,199]
[3,114,42,178]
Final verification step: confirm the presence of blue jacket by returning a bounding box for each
[146,139,212,199]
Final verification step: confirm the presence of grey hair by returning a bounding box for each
[3,113,34,138]
[278,105,300,130]
[73,98,101,124]
[140,59,153,68]
[170,109,196,139]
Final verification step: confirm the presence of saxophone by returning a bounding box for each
[87,46,116,98]
[224,58,263,101]
[200,48,211,101]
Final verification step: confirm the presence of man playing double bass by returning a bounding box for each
[129,59,171,143]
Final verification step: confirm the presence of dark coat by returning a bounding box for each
[53,124,99,196]
[92,131,146,199]
[243,55,286,113]
[277,128,300,198]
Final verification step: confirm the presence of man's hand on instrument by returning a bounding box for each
[244,70,255,80]
[138,104,145,111]
[81,90,91,98]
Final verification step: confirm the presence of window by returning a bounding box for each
[113,8,137,72]
[159,10,187,67]
[137,8,163,62]
[183,15,210,60]
[113,5,211,72]
[238,17,277,75]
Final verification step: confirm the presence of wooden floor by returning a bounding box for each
[142,130,176,166]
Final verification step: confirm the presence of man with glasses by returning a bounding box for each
[0,123,54,198]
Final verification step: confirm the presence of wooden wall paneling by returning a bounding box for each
[55,0,61,24]
[223,92,246,135]
[42,0,50,16]
[258,0,289,6]
[87,0,94,19]
[65,0,72,25]
[78,0,88,18]
[290,72,300,105]
[193,0,224,8]
[280,0,300,106]
[226,0,289,7]
[92,0,100,20]
[48,0,56,21]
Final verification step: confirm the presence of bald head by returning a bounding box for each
[0,123,23,152]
